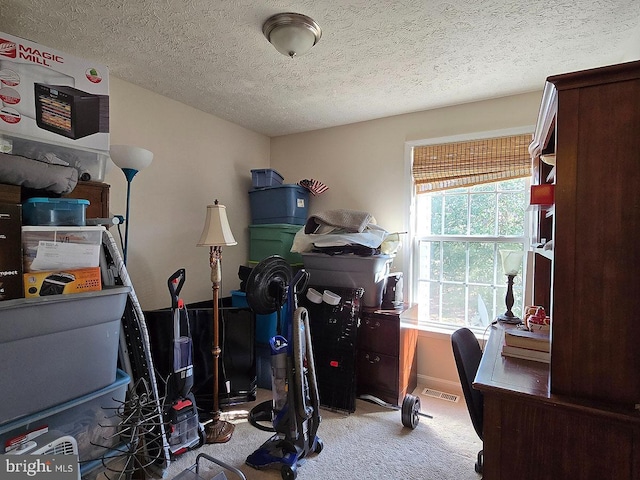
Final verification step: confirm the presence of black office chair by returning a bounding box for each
[451,327,484,474]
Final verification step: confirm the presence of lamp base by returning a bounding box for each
[497,313,522,324]
[205,419,234,444]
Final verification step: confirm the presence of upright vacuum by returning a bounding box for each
[163,269,203,457]
[244,256,323,480]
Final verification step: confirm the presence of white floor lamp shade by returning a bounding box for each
[109,145,153,265]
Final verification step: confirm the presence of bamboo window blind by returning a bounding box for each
[412,133,533,194]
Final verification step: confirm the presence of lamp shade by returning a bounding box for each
[109,145,153,172]
[263,13,322,57]
[499,250,524,276]
[197,202,237,247]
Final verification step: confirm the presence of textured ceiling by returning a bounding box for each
[2,0,639,137]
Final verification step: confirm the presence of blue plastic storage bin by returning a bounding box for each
[231,290,249,308]
[251,168,283,188]
[248,184,309,225]
[231,290,280,343]
[23,197,89,226]
[255,343,272,389]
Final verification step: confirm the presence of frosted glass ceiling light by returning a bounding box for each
[263,13,322,58]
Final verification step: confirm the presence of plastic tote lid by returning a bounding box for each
[25,197,90,205]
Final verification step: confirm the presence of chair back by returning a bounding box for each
[451,327,484,440]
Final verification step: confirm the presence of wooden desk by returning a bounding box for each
[474,325,640,480]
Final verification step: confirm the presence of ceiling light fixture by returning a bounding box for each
[262,12,322,58]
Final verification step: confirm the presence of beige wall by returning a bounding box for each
[105,77,270,310]
[269,91,542,389]
[106,76,542,388]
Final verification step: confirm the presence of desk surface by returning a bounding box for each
[474,324,550,398]
[475,323,640,422]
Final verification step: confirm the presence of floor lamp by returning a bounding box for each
[197,200,237,443]
[109,145,153,265]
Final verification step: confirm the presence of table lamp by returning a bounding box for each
[497,249,524,324]
[109,145,153,265]
[197,200,237,443]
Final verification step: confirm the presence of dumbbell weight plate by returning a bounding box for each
[401,394,421,429]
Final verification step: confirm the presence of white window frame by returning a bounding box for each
[403,126,535,333]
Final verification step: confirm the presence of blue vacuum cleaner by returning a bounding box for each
[244,256,323,480]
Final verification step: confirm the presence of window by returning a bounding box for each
[410,132,532,333]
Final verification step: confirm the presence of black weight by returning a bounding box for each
[401,394,421,429]
[245,255,292,314]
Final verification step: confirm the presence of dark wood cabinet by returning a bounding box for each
[356,307,418,406]
[539,60,640,407]
[530,60,640,406]
[476,60,640,480]
[0,181,110,221]
[63,181,110,220]
[0,183,20,204]
[476,326,640,480]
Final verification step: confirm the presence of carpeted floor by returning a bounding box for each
[161,385,482,480]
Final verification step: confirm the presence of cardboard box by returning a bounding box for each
[0,31,109,172]
[23,266,101,297]
[0,203,23,300]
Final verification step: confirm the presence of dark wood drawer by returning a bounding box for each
[356,349,398,399]
[0,183,21,204]
[64,181,110,219]
[358,313,399,356]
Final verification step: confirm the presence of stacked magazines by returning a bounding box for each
[501,328,550,363]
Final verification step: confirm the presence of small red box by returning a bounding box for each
[530,184,555,205]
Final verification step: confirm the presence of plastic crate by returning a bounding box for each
[0,370,130,465]
[21,226,104,272]
[249,224,303,265]
[251,168,283,188]
[0,286,130,425]
[5,134,109,182]
[248,185,309,225]
[301,253,393,308]
[23,197,89,226]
